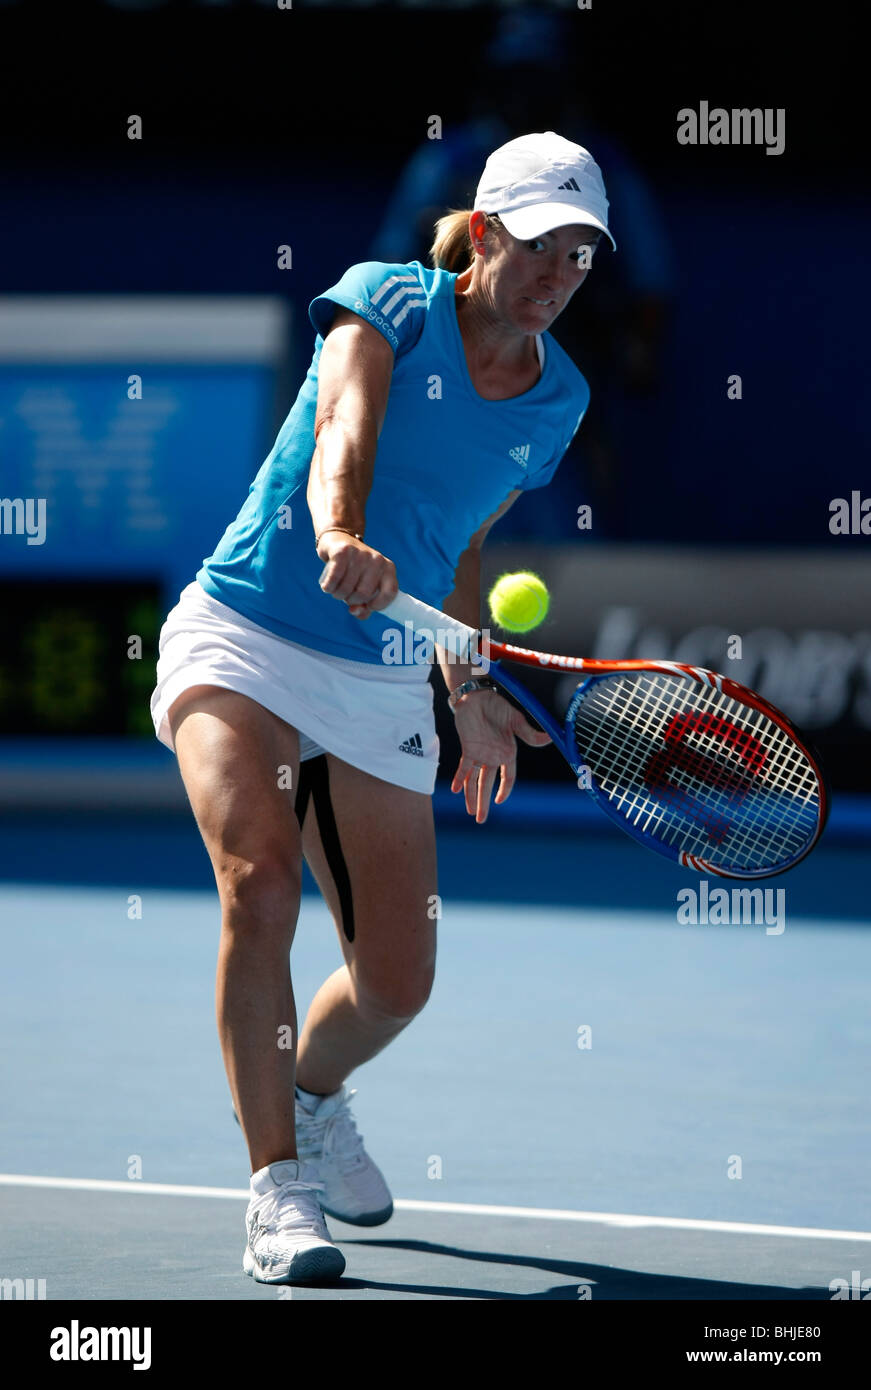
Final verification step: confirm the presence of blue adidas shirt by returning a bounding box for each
[197,260,590,664]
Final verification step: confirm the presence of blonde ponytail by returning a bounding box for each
[429,210,501,272]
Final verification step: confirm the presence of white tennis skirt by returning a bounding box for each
[150,581,439,795]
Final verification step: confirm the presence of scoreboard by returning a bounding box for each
[0,578,161,738]
[0,297,291,741]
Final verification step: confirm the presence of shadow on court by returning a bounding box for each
[0,1187,849,1301]
[334,1238,830,1300]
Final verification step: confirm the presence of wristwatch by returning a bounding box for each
[447,677,499,712]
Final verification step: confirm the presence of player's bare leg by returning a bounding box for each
[168,686,302,1174]
[295,756,438,1096]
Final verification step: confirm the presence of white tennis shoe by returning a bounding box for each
[294,1086,394,1226]
[243,1159,346,1285]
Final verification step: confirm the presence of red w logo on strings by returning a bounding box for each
[643,710,768,844]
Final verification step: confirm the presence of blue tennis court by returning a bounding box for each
[2,805,868,1302]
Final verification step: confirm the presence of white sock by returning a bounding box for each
[296,1084,328,1113]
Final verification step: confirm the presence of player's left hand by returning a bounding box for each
[451,690,551,824]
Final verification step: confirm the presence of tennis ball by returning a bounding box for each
[488,571,550,633]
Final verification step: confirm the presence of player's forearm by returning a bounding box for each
[306,418,376,541]
[438,545,482,692]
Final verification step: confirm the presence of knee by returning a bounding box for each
[217,847,302,936]
[354,964,435,1026]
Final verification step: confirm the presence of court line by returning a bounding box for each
[1,1174,869,1242]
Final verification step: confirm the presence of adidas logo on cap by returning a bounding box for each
[557,176,582,192]
[399,732,424,757]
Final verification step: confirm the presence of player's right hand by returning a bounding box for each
[317,534,398,619]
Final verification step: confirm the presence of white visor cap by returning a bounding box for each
[474,130,616,252]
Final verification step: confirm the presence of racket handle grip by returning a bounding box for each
[380,590,480,663]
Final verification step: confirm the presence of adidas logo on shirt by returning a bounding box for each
[557,176,582,192]
[369,273,427,323]
[350,272,427,350]
[399,732,425,757]
[509,444,531,468]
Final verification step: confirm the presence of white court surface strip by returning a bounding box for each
[1,1174,870,1242]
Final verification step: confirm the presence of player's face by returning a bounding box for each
[487,221,601,332]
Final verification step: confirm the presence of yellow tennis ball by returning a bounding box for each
[488,571,550,633]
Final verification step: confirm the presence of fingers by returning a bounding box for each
[450,761,477,811]
[476,766,499,823]
[493,760,516,805]
[318,538,398,618]
[451,758,483,818]
[346,574,396,619]
[514,718,553,747]
[451,757,511,824]
[466,763,496,823]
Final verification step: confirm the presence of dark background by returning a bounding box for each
[1,0,868,801]
[1,0,866,544]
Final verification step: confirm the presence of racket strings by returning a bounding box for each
[573,673,821,871]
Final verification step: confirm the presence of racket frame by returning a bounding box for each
[379,592,830,877]
[482,656,829,879]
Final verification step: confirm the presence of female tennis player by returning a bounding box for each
[150,131,615,1285]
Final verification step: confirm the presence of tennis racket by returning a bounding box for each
[380,590,829,879]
